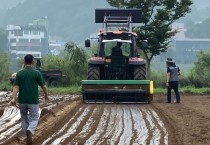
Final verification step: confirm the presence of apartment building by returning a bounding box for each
[7,24,49,59]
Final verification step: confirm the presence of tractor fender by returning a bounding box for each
[88,57,105,65]
[129,57,146,65]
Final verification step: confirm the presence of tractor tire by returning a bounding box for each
[50,80,59,87]
[134,65,146,80]
[87,65,100,80]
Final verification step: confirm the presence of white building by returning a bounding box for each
[7,24,49,59]
[49,42,65,55]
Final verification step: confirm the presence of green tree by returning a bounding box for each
[0,53,10,82]
[42,55,64,70]
[64,42,87,84]
[106,0,193,79]
[190,49,210,87]
[0,28,8,53]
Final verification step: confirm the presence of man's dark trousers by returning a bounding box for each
[167,81,180,103]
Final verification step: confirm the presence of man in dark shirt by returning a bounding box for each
[111,42,123,56]
[9,54,49,145]
[166,58,181,103]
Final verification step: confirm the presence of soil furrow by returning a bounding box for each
[40,103,85,145]
[59,104,96,145]
[68,105,104,144]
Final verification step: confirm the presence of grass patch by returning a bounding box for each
[155,87,210,95]
[4,82,210,96]
[48,86,210,95]
[0,81,12,91]
[48,85,81,95]
[181,87,210,95]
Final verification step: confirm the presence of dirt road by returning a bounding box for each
[0,91,210,145]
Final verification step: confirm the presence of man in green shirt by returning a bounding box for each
[10,54,49,145]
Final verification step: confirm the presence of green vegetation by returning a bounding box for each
[155,87,210,95]
[189,49,210,87]
[41,42,87,86]
[47,85,81,95]
[47,86,210,95]
[0,81,12,91]
[0,53,10,82]
[0,28,8,52]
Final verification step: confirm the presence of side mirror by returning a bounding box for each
[142,40,148,48]
[85,39,90,47]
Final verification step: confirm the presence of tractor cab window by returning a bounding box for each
[102,42,131,57]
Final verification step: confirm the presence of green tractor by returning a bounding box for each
[82,9,153,103]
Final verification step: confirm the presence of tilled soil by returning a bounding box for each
[153,94,210,145]
[1,92,210,145]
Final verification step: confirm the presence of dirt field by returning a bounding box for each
[0,91,210,145]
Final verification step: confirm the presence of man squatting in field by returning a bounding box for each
[9,54,49,145]
[166,58,181,103]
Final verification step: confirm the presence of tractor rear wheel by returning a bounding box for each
[49,80,59,87]
[87,65,100,80]
[134,65,146,80]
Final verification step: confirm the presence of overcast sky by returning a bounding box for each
[194,0,210,10]
[0,0,209,10]
[0,0,25,9]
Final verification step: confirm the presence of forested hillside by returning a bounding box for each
[0,0,110,43]
[182,0,210,39]
[1,0,210,43]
